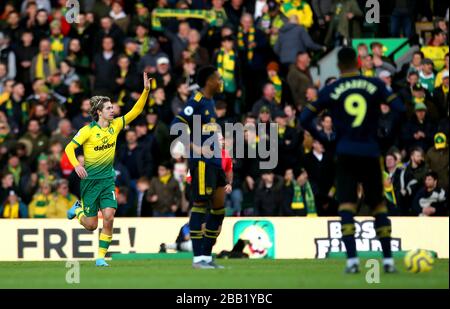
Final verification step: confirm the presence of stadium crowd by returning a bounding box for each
[0,0,448,219]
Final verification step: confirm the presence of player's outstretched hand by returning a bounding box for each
[75,165,88,179]
[143,72,152,90]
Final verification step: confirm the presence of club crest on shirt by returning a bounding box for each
[109,127,114,135]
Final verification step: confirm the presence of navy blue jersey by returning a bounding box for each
[300,73,405,158]
[171,91,222,167]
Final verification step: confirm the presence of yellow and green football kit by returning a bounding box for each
[65,89,149,217]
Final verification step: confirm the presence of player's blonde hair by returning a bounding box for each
[89,96,111,121]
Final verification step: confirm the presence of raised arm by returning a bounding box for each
[124,73,151,125]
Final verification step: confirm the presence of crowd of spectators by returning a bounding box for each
[0,0,448,218]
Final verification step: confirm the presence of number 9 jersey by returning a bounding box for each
[300,72,405,158]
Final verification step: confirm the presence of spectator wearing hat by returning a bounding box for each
[154,56,175,95]
[0,190,28,219]
[419,58,436,94]
[266,61,289,106]
[378,70,393,91]
[251,83,278,116]
[412,171,447,216]
[433,70,449,118]
[401,102,436,152]
[404,82,438,122]
[146,162,181,217]
[426,133,449,192]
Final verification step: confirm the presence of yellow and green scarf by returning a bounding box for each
[2,202,19,218]
[291,181,317,216]
[31,194,51,218]
[4,99,28,124]
[238,26,255,63]
[152,9,217,31]
[35,52,57,79]
[8,165,21,187]
[160,172,172,185]
[269,74,282,104]
[383,171,397,206]
[137,36,150,56]
[217,48,236,93]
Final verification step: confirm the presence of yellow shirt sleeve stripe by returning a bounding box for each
[176,115,188,124]
[71,139,81,147]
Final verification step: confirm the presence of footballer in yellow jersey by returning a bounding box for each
[65,73,152,267]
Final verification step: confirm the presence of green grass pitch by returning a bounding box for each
[0,259,448,289]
